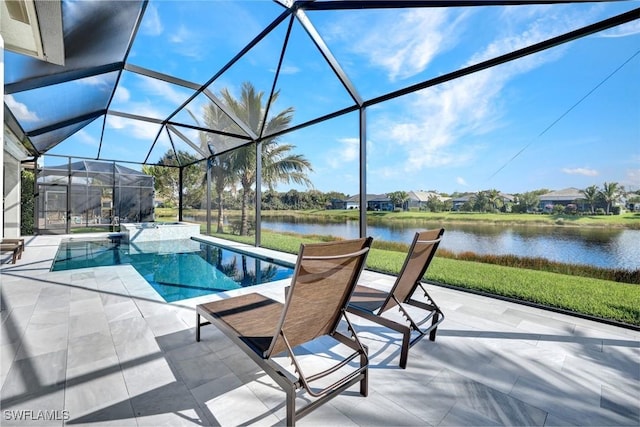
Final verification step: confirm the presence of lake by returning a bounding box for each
[258,217,639,270]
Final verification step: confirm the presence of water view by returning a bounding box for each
[259,217,639,270]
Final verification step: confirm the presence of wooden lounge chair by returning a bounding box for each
[195,237,373,426]
[347,229,445,369]
[1,240,23,264]
[2,238,25,258]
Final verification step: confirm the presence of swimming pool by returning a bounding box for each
[52,237,294,302]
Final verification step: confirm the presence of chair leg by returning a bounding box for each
[286,387,296,426]
[429,312,440,341]
[360,346,368,396]
[196,312,201,342]
[399,327,411,369]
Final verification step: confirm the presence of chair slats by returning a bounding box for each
[196,237,373,426]
[347,229,445,368]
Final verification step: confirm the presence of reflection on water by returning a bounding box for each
[260,217,639,270]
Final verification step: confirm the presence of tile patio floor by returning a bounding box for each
[1,234,638,426]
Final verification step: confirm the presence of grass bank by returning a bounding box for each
[258,209,640,229]
[211,230,640,327]
[157,208,640,229]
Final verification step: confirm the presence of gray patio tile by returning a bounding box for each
[103,299,141,323]
[108,316,155,350]
[68,294,103,315]
[144,311,190,337]
[0,305,35,346]
[330,387,431,426]
[193,378,280,426]
[543,413,580,426]
[120,356,178,398]
[601,383,640,425]
[1,349,67,405]
[132,298,177,318]
[0,286,42,310]
[131,381,210,426]
[486,345,567,389]
[373,369,456,425]
[66,330,118,372]
[33,292,71,317]
[1,342,18,386]
[64,368,132,425]
[15,323,68,360]
[173,352,233,390]
[26,307,68,329]
[509,371,630,426]
[560,350,640,392]
[434,369,547,426]
[189,371,243,405]
[0,387,66,427]
[65,400,137,426]
[164,340,218,367]
[438,402,502,426]
[68,311,110,339]
[99,291,133,307]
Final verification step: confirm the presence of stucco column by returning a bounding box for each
[1,34,5,238]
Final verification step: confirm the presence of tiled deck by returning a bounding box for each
[1,235,638,426]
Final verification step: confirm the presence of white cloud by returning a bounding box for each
[456,177,469,187]
[386,69,499,170]
[114,86,131,103]
[277,65,301,75]
[79,75,114,88]
[375,7,598,173]
[5,95,39,122]
[141,77,191,106]
[600,20,640,38]
[142,4,163,36]
[624,169,640,190]
[106,110,162,141]
[75,129,99,147]
[170,25,192,44]
[327,138,359,169]
[347,9,464,81]
[562,167,599,176]
[167,24,207,59]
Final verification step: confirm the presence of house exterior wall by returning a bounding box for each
[2,152,21,238]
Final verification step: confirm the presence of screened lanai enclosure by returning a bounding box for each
[36,160,154,234]
[3,0,639,243]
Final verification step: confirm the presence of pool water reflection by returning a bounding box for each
[52,238,295,302]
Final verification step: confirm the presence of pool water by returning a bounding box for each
[52,238,294,302]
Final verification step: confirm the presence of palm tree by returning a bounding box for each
[581,185,599,214]
[387,191,409,211]
[190,105,238,233]
[486,189,503,212]
[219,82,313,235]
[601,182,622,215]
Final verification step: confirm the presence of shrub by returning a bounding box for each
[596,208,606,215]
[20,170,35,235]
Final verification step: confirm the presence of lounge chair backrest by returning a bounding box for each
[267,237,373,357]
[379,229,444,313]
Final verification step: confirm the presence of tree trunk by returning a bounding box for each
[216,190,224,233]
[240,190,249,236]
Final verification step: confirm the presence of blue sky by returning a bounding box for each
[18,0,640,196]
